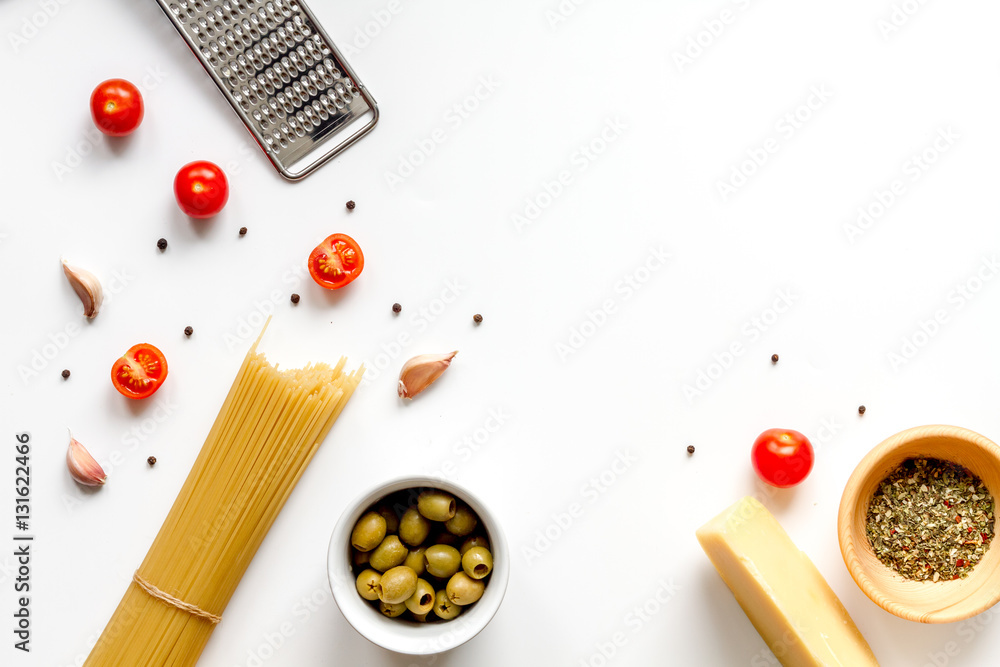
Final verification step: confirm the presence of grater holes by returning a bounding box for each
[296,45,314,68]
[311,100,328,121]
[301,106,319,128]
[257,73,274,94]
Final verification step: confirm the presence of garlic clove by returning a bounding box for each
[62,258,104,319]
[398,351,458,399]
[67,432,107,486]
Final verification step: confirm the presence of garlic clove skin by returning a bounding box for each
[67,433,107,486]
[62,258,104,319]
[397,351,458,399]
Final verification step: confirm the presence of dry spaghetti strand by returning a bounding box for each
[85,326,361,667]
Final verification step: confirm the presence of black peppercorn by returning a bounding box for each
[686,445,695,455]
[473,314,483,324]
[859,405,866,415]
[290,293,300,304]
[771,354,779,363]
[61,369,71,379]
[392,303,402,314]
[147,456,157,466]
[157,238,168,251]
[239,226,247,236]
[184,326,193,337]
[346,200,356,210]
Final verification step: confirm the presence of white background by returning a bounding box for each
[2,0,1000,665]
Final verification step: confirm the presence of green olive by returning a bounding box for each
[446,572,485,606]
[352,548,371,568]
[376,505,400,533]
[424,544,461,578]
[411,611,429,622]
[351,511,387,552]
[403,547,427,576]
[369,535,408,572]
[462,546,493,580]
[445,504,478,536]
[432,589,462,620]
[417,490,457,521]
[379,601,406,618]
[399,508,431,546]
[355,569,382,601]
[459,535,490,556]
[404,578,436,615]
[378,566,418,605]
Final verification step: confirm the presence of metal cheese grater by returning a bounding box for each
[154,0,379,181]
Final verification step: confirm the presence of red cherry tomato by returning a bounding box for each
[174,161,229,218]
[90,79,144,136]
[308,233,364,289]
[751,428,814,488]
[111,344,168,400]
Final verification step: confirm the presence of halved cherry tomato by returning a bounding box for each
[308,233,364,289]
[90,79,144,137]
[111,344,168,399]
[751,428,814,488]
[174,161,229,219]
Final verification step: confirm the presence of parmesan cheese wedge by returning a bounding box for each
[696,496,879,666]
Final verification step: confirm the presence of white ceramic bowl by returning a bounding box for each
[328,476,509,654]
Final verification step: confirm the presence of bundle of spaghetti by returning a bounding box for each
[84,328,362,667]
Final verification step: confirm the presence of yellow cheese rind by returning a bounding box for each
[696,496,879,667]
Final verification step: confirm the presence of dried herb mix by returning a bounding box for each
[866,458,995,582]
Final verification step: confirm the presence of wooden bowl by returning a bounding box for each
[838,425,1000,623]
